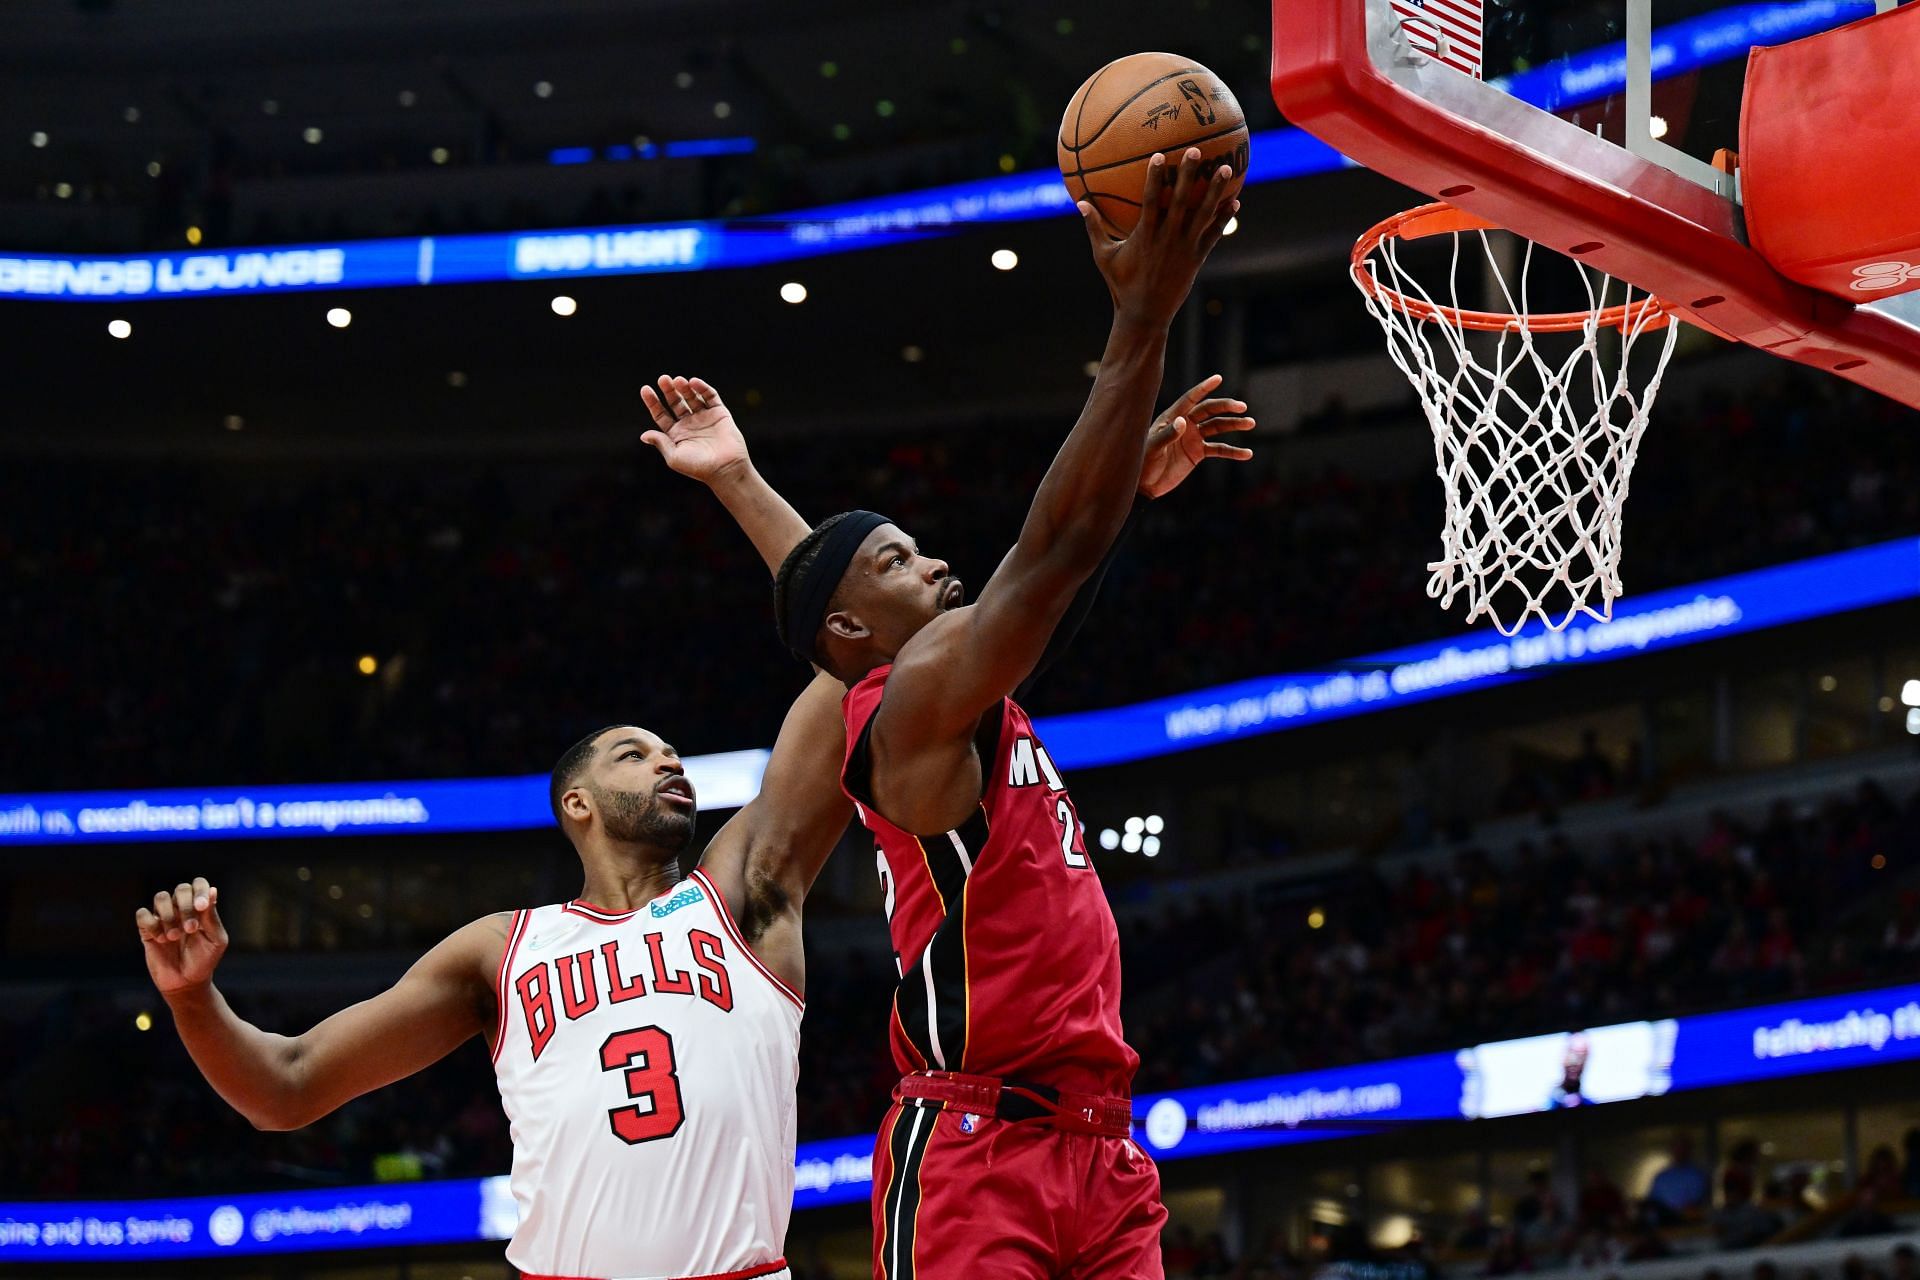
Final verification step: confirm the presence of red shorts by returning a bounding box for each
[869,1097,1166,1280]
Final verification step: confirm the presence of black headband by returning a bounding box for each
[783,509,891,663]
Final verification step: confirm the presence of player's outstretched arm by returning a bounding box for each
[641,375,809,578]
[869,149,1238,833]
[136,879,506,1131]
[696,670,851,998]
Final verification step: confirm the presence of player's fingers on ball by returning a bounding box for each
[1134,154,1171,233]
[1076,200,1121,251]
[1165,148,1205,231]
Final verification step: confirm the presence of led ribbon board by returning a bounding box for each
[7,980,1917,1262]
[0,3,1875,301]
[4,535,1914,848]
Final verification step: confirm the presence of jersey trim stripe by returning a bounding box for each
[688,868,805,1011]
[890,806,984,1072]
[878,1105,935,1280]
[563,900,639,923]
[489,909,529,1066]
[519,1259,789,1280]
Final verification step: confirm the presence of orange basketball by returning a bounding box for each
[1057,52,1249,235]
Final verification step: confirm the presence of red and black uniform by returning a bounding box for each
[842,666,1165,1280]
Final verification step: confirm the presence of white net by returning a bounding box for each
[1351,206,1682,636]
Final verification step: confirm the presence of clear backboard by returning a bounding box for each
[1271,0,1920,410]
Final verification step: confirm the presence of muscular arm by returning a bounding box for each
[139,885,506,1131]
[870,152,1238,833]
[696,671,851,997]
[643,378,852,995]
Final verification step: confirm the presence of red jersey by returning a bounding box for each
[840,665,1138,1097]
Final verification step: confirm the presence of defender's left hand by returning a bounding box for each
[1138,374,1255,499]
[641,375,752,486]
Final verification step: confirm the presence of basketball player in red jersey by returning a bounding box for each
[657,147,1245,1279]
[131,474,852,1280]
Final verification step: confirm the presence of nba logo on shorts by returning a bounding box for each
[960,1113,979,1133]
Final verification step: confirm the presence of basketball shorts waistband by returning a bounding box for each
[518,1259,787,1280]
[894,1070,1134,1137]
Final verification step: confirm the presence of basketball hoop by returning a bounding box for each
[1351,202,1681,636]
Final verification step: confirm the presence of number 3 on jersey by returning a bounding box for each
[600,1026,684,1144]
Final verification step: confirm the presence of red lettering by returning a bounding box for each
[690,930,733,1012]
[645,932,694,995]
[555,950,600,1020]
[600,939,648,1003]
[515,964,555,1060]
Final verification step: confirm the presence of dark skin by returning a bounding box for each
[135,697,851,1132]
[815,147,1244,834]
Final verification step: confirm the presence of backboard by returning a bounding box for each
[1271,0,1920,410]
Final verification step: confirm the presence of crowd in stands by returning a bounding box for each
[7,769,1919,1200]
[5,372,1916,794]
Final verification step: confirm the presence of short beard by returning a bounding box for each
[592,785,695,853]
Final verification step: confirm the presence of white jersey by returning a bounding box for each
[491,868,802,1280]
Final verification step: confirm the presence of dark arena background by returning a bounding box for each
[6,1,1920,1278]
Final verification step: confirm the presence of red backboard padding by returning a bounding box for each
[1742,2,1920,302]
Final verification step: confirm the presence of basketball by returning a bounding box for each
[1058,52,1250,234]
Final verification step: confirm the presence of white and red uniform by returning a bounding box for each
[491,868,803,1280]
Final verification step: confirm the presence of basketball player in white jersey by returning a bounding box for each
[135,458,850,1280]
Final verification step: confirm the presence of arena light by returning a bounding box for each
[1145,814,1164,834]
[223,415,244,432]
[133,1012,153,1032]
[1121,831,1143,854]
[1222,216,1240,237]
[533,81,554,99]
[430,147,450,165]
[123,107,140,124]
[356,655,378,676]
[1307,908,1327,930]
[991,249,1019,271]
[1142,835,1161,857]
[1908,708,1920,736]
[28,131,47,148]
[674,71,694,89]
[326,307,352,329]
[1649,115,1670,140]
[261,99,279,115]
[714,102,733,120]
[779,281,808,304]
[875,99,896,118]
[1901,678,1920,707]
[185,226,201,245]
[145,160,161,177]
[820,61,839,79]
[106,319,131,339]
[550,295,577,317]
[302,127,323,144]
[53,183,72,199]
[397,89,417,108]
[1099,827,1120,850]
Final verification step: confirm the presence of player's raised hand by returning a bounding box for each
[135,878,229,997]
[640,375,751,486]
[1080,146,1240,329]
[1138,374,1256,499]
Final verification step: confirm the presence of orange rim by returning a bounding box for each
[1351,202,1672,334]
